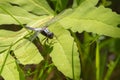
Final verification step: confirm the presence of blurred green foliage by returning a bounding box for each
[0,0,120,80]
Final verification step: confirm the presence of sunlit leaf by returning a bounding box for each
[0,0,120,79]
[0,0,54,15]
[0,51,19,80]
[50,24,80,79]
[0,29,25,52]
[59,1,120,38]
[12,39,43,64]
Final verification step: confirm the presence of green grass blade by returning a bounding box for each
[96,41,100,80]
[0,43,13,75]
[104,55,120,80]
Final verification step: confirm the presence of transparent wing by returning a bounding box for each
[43,10,66,28]
[43,9,73,28]
[28,31,40,41]
[28,9,69,29]
[14,31,39,51]
[24,9,72,44]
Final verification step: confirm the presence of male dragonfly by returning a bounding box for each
[25,19,54,39]
[25,13,62,41]
[24,10,70,40]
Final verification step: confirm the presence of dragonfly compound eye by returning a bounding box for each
[47,32,54,39]
[40,29,54,39]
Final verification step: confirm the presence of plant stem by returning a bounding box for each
[0,43,13,75]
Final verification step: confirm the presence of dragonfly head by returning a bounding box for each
[40,28,54,39]
[47,32,54,39]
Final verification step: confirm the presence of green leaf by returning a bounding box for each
[0,30,24,52]
[0,0,54,15]
[0,51,20,80]
[0,2,53,25]
[0,37,43,80]
[0,0,120,79]
[0,0,52,65]
[0,2,54,80]
[50,24,80,79]
[59,1,120,38]
[12,39,43,64]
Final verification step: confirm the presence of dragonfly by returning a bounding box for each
[25,14,63,41]
[25,21,54,40]
[14,10,69,51]
[24,10,70,41]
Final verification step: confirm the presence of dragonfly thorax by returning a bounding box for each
[40,28,54,39]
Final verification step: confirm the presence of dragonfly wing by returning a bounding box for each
[45,9,73,28]
[28,31,39,42]
[42,10,67,28]
[25,26,42,32]
[25,26,36,31]
[14,31,39,51]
